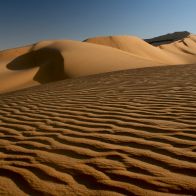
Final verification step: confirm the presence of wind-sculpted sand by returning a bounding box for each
[0,39,162,94]
[85,34,196,65]
[1,32,196,94]
[0,64,196,195]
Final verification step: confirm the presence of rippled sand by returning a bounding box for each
[0,64,196,195]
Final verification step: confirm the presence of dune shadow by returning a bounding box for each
[7,48,67,84]
[145,31,191,46]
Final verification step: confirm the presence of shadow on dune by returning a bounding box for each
[145,31,190,46]
[7,48,67,84]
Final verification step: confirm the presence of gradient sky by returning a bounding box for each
[0,0,196,50]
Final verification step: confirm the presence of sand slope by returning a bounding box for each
[0,39,161,94]
[0,64,196,195]
[1,32,196,94]
[85,34,196,65]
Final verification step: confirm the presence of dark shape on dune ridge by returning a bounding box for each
[145,31,190,46]
[7,48,67,84]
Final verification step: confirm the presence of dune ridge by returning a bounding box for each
[0,39,162,94]
[85,34,196,65]
[0,64,196,195]
[1,32,196,94]
[145,31,191,46]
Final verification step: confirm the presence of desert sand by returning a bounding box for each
[145,31,191,46]
[1,32,196,94]
[85,34,196,65]
[0,64,196,195]
[0,32,196,195]
[0,39,161,94]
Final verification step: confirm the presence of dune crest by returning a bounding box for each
[0,32,196,93]
[0,39,161,93]
[85,34,196,65]
[145,31,191,46]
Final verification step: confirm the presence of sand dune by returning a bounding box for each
[145,31,191,46]
[0,64,196,195]
[0,39,162,94]
[85,34,196,65]
[1,32,196,94]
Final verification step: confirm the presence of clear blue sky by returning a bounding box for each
[0,0,195,50]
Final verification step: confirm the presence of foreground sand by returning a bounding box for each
[0,64,196,195]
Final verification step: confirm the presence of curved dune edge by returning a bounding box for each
[0,64,196,195]
[85,34,196,64]
[0,39,161,94]
[0,33,196,94]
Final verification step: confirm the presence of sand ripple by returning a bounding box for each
[0,64,196,195]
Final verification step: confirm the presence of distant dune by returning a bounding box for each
[85,34,196,64]
[145,31,191,46]
[0,32,196,93]
[0,40,161,94]
[0,64,196,195]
